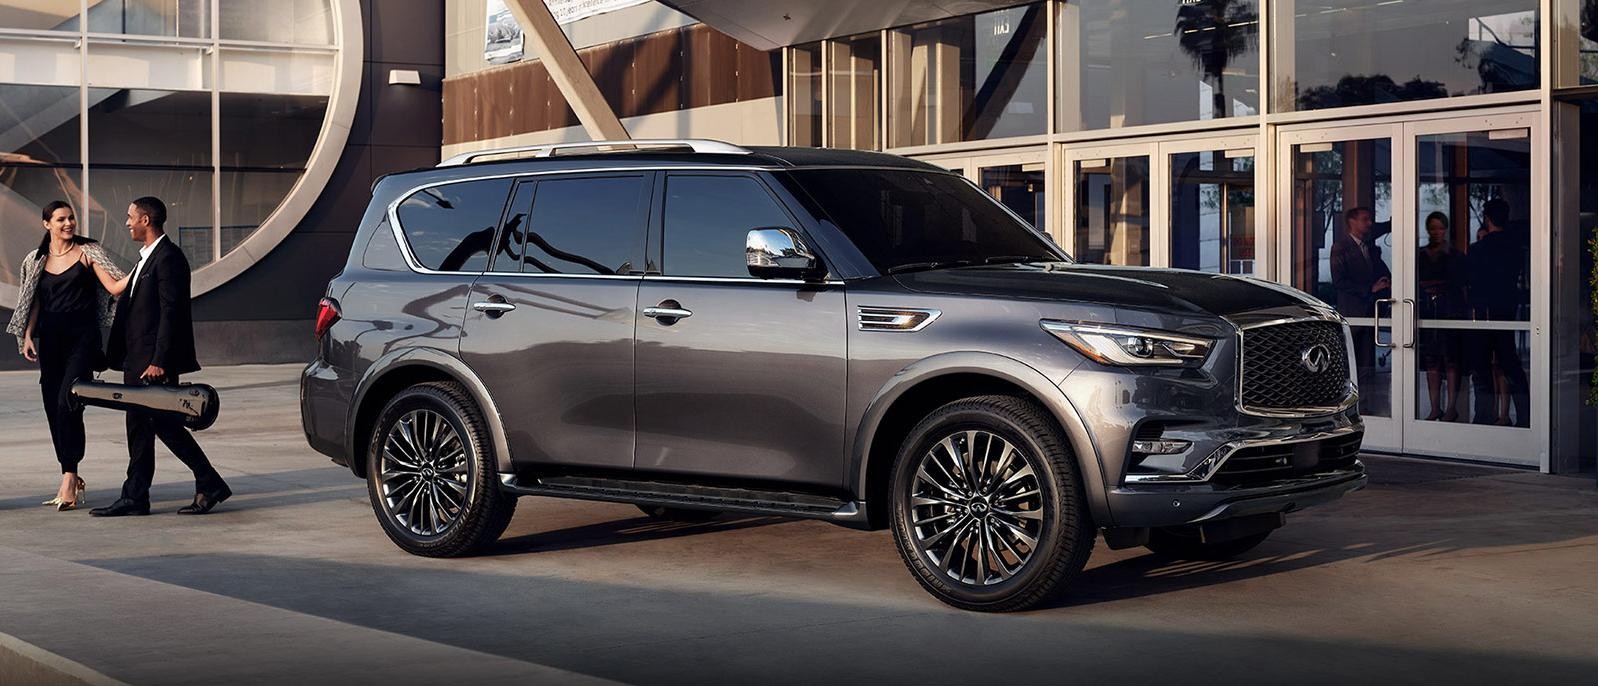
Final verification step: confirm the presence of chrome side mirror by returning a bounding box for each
[746,228,821,279]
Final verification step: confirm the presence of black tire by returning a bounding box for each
[636,505,720,523]
[366,381,516,557]
[889,395,1095,612]
[1145,528,1270,561]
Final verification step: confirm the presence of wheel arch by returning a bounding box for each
[850,352,1110,530]
[347,348,512,478]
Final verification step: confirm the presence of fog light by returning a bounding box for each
[1132,439,1191,455]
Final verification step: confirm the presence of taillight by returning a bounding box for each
[314,297,341,340]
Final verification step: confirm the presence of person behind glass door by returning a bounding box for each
[1330,207,1392,413]
[1465,198,1530,426]
[4,201,130,511]
[1417,211,1466,421]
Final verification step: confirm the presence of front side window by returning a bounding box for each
[781,169,1063,273]
[661,175,795,278]
[395,178,513,272]
[495,174,649,275]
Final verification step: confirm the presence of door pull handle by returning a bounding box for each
[472,301,516,314]
[1373,298,1395,349]
[642,306,693,320]
[1401,298,1417,349]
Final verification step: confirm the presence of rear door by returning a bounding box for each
[460,172,653,470]
[633,172,848,488]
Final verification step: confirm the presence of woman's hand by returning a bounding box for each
[21,337,37,362]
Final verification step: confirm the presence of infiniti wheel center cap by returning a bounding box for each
[422,468,436,479]
[970,501,990,516]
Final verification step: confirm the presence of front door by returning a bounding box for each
[1279,112,1540,465]
[633,172,848,487]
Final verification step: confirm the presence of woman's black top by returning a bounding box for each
[36,261,98,331]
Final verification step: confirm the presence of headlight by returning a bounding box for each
[1041,321,1214,367]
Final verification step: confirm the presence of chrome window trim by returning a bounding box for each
[1124,424,1362,484]
[1230,311,1359,419]
[643,275,845,286]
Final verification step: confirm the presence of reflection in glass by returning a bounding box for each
[516,175,649,275]
[395,179,514,273]
[219,93,326,256]
[1416,131,1532,322]
[889,3,1047,146]
[218,0,334,45]
[1170,150,1254,274]
[0,84,82,284]
[663,175,793,278]
[979,165,1045,235]
[86,89,212,265]
[1570,100,1598,470]
[827,34,879,150]
[1351,324,1393,418]
[1061,0,1259,131]
[1075,156,1149,266]
[1279,1,1538,111]
[1416,329,1530,427]
[88,0,208,39]
[788,42,822,147]
[0,1,86,31]
[1288,139,1393,314]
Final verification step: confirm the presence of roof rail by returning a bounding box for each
[437,139,752,167]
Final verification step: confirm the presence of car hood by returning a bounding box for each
[891,263,1318,318]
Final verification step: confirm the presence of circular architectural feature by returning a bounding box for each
[0,0,362,306]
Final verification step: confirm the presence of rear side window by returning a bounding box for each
[395,178,514,272]
[662,174,794,278]
[494,174,649,275]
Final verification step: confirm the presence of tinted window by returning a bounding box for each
[495,174,649,275]
[395,178,513,272]
[781,169,1063,273]
[663,175,794,278]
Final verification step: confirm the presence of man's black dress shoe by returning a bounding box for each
[90,499,150,517]
[178,486,232,515]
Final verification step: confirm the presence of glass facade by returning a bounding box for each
[1074,155,1149,266]
[888,3,1048,147]
[1060,0,1259,131]
[0,0,339,284]
[1170,150,1254,274]
[827,34,880,150]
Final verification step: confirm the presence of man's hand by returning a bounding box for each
[140,364,166,382]
[21,338,36,362]
[1371,276,1391,293]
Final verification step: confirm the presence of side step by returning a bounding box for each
[498,474,870,527]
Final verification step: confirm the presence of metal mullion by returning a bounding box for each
[78,0,88,235]
[212,0,221,263]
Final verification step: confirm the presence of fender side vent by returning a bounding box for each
[857,306,940,332]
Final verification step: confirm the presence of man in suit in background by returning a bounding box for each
[1329,206,1392,416]
[91,196,231,517]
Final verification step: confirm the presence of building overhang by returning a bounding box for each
[656,0,1032,50]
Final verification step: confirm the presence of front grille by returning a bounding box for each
[1240,320,1351,413]
[1211,432,1363,486]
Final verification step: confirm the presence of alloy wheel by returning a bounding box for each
[380,409,471,537]
[908,429,1046,586]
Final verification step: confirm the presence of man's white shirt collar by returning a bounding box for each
[130,234,167,293]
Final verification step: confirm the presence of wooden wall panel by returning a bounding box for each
[443,23,781,144]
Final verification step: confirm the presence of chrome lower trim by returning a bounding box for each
[1124,424,1362,484]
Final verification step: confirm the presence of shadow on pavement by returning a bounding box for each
[77,551,1598,685]
[493,513,789,555]
[0,466,361,513]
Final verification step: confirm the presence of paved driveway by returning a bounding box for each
[0,364,1594,685]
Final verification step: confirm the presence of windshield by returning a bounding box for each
[779,169,1068,274]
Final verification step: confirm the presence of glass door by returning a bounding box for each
[919,149,1051,239]
[1401,114,1537,465]
[1064,142,1153,266]
[1278,113,1541,465]
[1161,135,1261,276]
[1279,124,1401,449]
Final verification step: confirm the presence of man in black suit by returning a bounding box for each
[1328,207,1391,318]
[91,197,231,517]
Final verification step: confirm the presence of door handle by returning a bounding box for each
[472,301,516,314]
[1401,298,1416,349]
[1373,297,1395,349]
[643,300,692,323]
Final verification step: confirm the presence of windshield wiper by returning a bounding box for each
[982,255,1053,265]
[886,260,974,274]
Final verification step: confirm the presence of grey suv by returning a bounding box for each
[301,140,1366,611]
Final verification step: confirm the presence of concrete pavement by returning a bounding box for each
[0,364,1594,684]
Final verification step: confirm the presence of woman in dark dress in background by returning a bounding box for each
[5,201,129,510]
[1417,211,1466,421]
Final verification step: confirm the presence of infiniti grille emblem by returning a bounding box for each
[1301,343,1333,374]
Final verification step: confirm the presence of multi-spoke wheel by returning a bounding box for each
[366,382,515,557]
[890,395,1094,611]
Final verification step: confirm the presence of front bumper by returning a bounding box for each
[1106,461,1367,528]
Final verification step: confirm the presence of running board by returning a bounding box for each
[498,474,869,527]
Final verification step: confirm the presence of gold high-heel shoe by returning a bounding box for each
[46,478,86,510]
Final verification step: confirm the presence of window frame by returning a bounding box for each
[484,171,654,277]
[650,171,820,281]
[391,176,516,274]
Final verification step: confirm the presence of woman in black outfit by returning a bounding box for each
[5,201,129,510]
[1417,211,1466,421]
